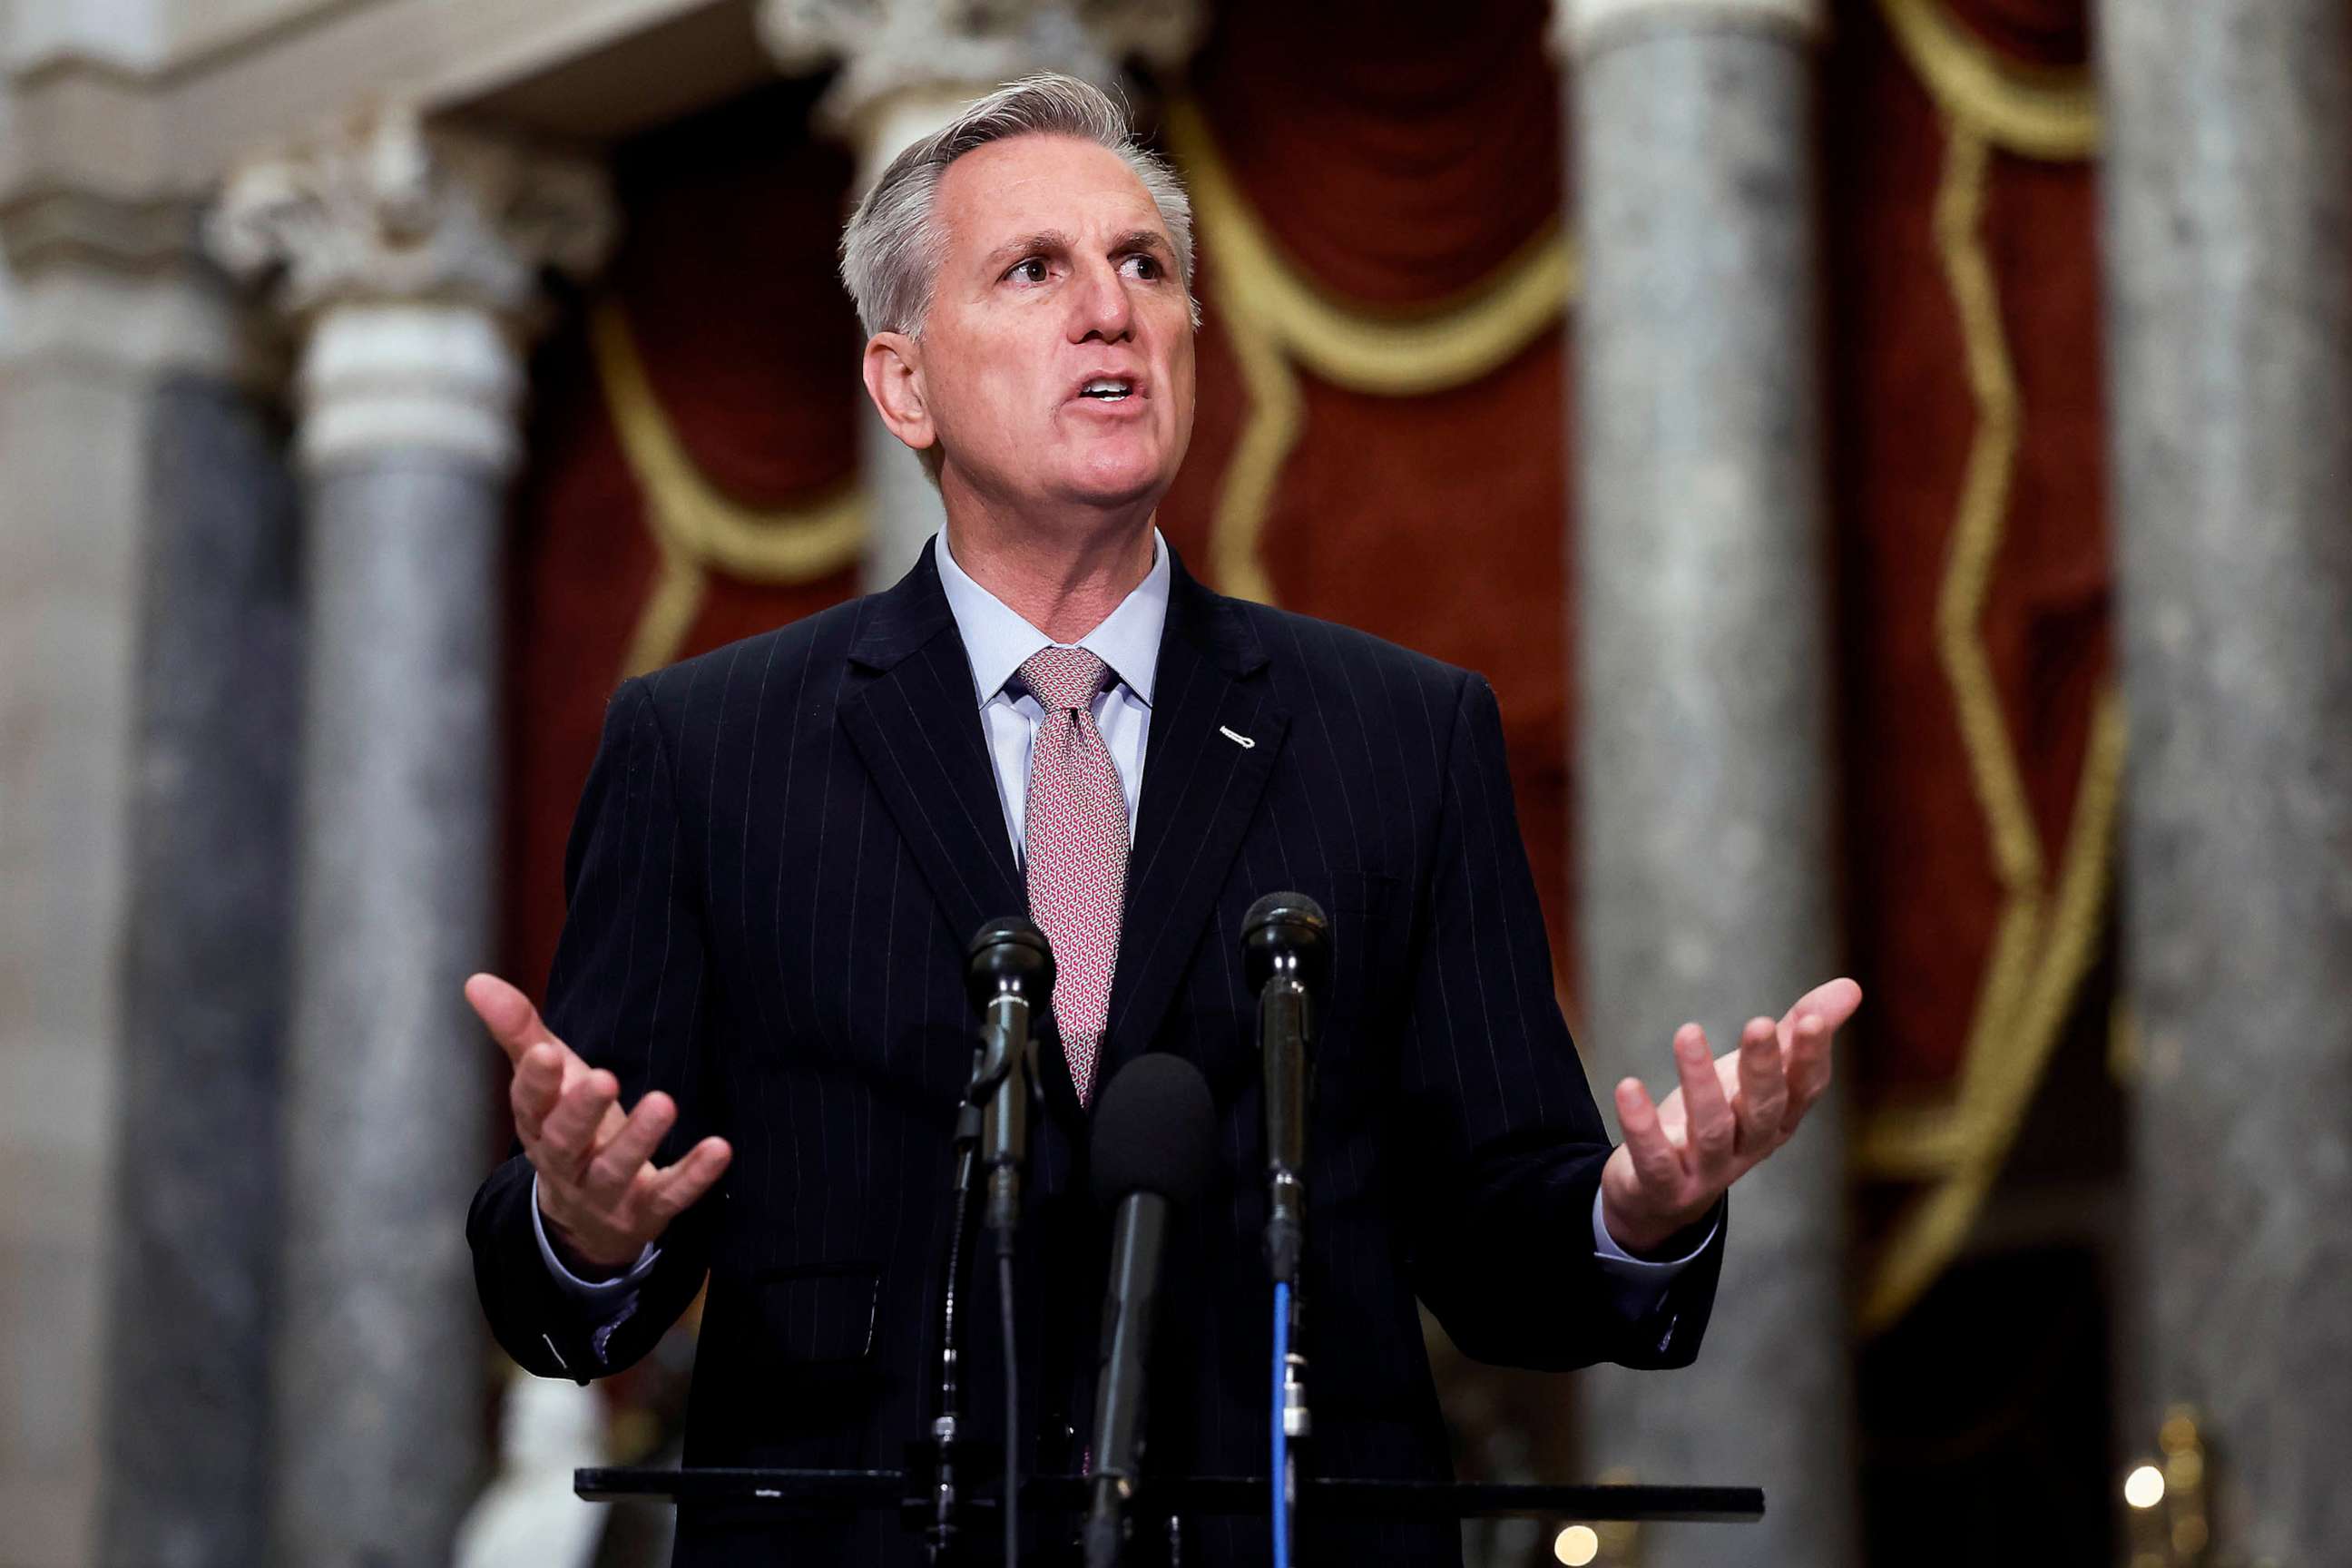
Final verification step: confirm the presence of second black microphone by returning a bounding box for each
[1082,1054,1218,1568]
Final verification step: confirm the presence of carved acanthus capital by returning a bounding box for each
[204,107,613,475]
[204,103,615,329]
[760,0,1203,145]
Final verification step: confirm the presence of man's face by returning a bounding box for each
[883,133,1197,514]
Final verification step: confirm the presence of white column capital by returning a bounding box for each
[760,0,1203,159]
[0,181,275,384]
[1555,0,1823,55]
[203,103,615,327]
[203,104,614,474]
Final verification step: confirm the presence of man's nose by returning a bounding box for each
[1069,259,1135,343]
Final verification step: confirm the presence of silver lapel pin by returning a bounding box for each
[1219,725,1256,750]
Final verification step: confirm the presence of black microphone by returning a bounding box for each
[1083,1054,1218,1568]
[965,916,1054,1237]
[1242,892,1328,1287]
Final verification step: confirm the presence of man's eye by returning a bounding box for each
[1122,254,1161,279]
[1007,258,1048,283]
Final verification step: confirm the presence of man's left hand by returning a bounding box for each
[1598,977,1862,1256]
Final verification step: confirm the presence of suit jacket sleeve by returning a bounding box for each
[466,675,722,1382]
[1396,672,1725,1372]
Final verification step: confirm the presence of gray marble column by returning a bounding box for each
[760,0,1203,589]
[2098,4,2352,1560]
[99,368,301,1568]
[208,107,613,1568]
[1563,3,1853,1566]
[272,450,504,1566]
[0,204,266,1567]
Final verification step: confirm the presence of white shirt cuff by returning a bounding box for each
[531,1171,660,1298]
[1590,1187,1715,1319]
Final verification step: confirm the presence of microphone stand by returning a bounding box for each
[919,1083,985,1563]
[964,918,1054,1568]
[1243,893,1328,1568]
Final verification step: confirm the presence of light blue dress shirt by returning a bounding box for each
[535,526,1709,1332]
[935,523,1165,859]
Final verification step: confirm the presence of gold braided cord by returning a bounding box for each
[1854,117,2125,1331]
[1936,128,2046,904]
[1164,98,1577,603]
[1862,691,2123,1328]
[620,547,709,681]
[1209,302,1306,607]
[1874,0,2101,159]
[590,298,865,676]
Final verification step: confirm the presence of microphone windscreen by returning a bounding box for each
[1241,891,1328,944]
[1089,1054,1219,1211]
[965,915,1054,1010]
[1242,890,1329,994]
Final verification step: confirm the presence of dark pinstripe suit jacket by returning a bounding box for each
[468,541,1725,1565]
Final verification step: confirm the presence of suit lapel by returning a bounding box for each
[838,542,1024,952]
[1101,555,1288,1089]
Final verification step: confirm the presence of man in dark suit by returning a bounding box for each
[466,74,1857,1566]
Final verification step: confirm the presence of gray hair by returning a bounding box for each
[838,73,1199,340]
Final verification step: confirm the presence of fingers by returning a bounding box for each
[509,1043,566,1139]
[534,1067,619,1180]
[1770,977,1855,1120]
[643,1137,734,1226]
[467,973,565,1065]
[1785,1010,1835,1112]
[581,1093,677,1207]
[1613,1077,1689,1201]
[1733,1015,1788,1152]
[1673,1023,1737,1181]
[478,965,721,1250]
[1621,984,1856,1213]
[1783,976,1863,1037]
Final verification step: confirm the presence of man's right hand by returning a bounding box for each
[466,972,733,1278]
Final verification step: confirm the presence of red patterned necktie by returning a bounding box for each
[1018,646,1128,1105]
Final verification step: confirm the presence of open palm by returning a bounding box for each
[1598,977,1862,1254]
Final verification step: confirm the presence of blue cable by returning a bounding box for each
[1271,1280,1292,1568]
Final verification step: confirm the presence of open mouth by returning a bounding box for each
[1077,377,1138,403]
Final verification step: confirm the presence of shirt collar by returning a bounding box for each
[936,524,1170,708]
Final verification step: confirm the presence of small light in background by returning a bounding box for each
[1553,1524,1600,1565]
[2122,1464,2166,1510]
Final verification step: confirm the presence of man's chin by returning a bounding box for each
[1052,454,1175,512]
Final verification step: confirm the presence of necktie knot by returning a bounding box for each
[1020,645,1109,716]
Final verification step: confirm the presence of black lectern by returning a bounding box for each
[575,1465,1763,1562]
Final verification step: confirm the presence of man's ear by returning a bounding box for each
[861,333,936,454]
